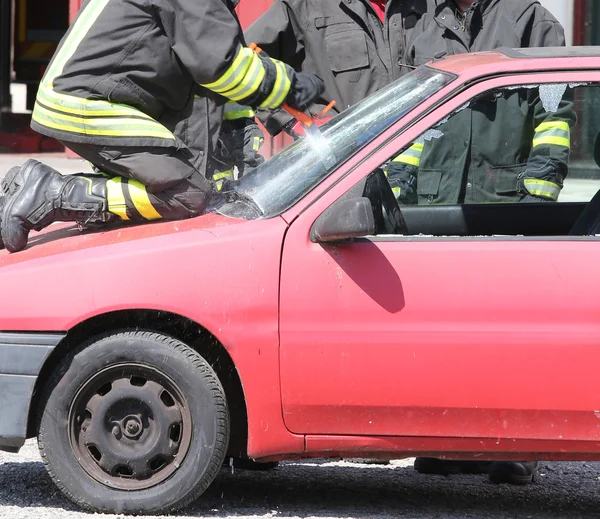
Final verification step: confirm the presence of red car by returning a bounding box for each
[2,47,600,515]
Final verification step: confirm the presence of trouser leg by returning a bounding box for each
[63,142,214,221]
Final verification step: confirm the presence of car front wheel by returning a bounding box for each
[37,330,229,514]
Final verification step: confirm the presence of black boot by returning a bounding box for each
[414,457,492,476]
[2,159,116,253]
[0,165,27,250]
[489,461,539,485]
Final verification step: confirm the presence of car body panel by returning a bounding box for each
[279,66,600,443]
[0,332,65,451]
[0,214,305,457]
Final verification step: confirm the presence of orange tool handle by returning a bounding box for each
[249,43,315,127]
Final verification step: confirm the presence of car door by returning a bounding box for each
[278,73,600,442]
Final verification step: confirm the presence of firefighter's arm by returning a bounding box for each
[244,0,306,136]
[522,91,575,202]
[157,0,321,111]
[386,143,423,205]
[519,5,572,202]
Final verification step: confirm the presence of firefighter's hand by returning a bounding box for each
[286,72,325,111]
[240,121,265,177]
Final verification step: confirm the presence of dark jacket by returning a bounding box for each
[397,0,574,204]
[245,0,438,136]
[31,0,291,177]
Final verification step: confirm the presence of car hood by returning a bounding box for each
[0,211,290,332]
[0,212,243,268]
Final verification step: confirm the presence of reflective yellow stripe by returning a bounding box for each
[253,136,262,151]
[523,178,561,201]
[32,104,176,139]
[213,170,234,181]
[223,53,265,102]
[37,87,154,119]
[127,179,162,221]
[536,121,570,132]
[106,178,130,221]
[392,143,424,167]
[202,46,254,93]
[224,109,255,120]
[259,59,291,109]
[532,136,570,148]
[223,102,255,120]
[394,155,420,167]
[392,187,401,197]
[533,120,570,149]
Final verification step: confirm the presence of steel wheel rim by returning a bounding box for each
[68,363,193,491]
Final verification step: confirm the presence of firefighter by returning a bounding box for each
[390,0,572,206]
[243,0,439,138]
[0,0,324,253]
[389,0,574,484]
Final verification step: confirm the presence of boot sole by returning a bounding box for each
[0,162,33,250]
[1,160,45,253]
[1,159,42,197]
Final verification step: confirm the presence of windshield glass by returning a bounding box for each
[218,67,455,219]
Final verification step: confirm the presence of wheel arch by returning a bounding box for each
[27,309,250,458]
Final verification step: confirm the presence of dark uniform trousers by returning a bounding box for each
[63,141,213,222]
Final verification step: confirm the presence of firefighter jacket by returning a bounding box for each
[30,0,296,177]
[245,0,439,136]
[396,0,574,204]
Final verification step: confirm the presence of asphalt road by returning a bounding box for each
[1,441,600,519]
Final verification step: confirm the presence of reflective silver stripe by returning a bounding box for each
[224,53,265,102]
[259,58,292,109]
[533,121,570,149]
[523,178,561,201]
[202,46,254,94]
[33,102,176,139]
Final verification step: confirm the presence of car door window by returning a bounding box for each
[374,82,600,237]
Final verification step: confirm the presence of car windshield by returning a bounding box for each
[218,66,455,219]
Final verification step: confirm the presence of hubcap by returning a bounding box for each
[69,363,193,490]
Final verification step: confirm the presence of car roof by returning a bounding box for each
[428,46,600,78]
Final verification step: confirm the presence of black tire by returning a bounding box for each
[37,331,229,515]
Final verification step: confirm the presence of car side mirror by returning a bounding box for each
[310,197,376,243]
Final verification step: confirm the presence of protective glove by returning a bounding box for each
[285,71,325,112]
[239,121,265,176]
[386,161,418,205]
[220,118,266,177]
